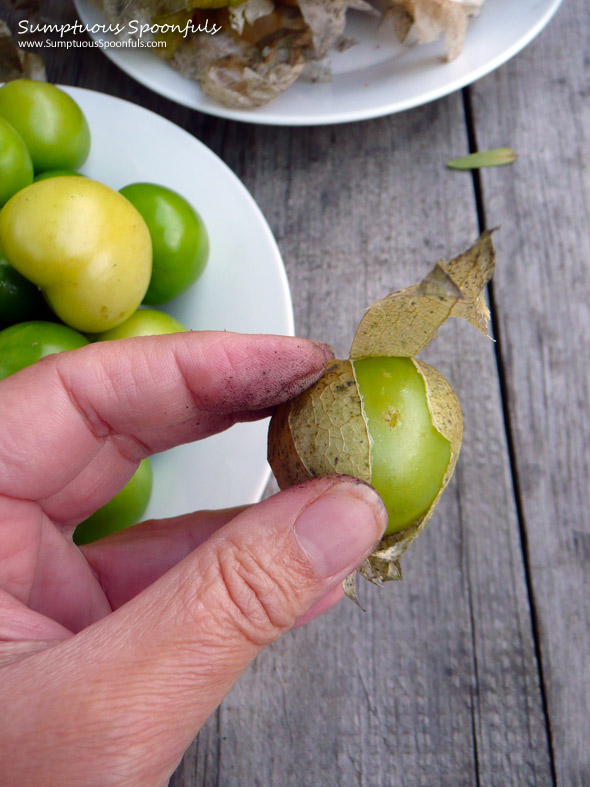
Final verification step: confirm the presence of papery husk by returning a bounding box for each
[381,0,483,60]
[94,0,379,106]
[296,0,378,56]
[350,230,495,360]
[0,20,46,81]
[229,0,275,35]
[270,359,372,488]
[268,232,495,602]
[92,0,485,108]
[171,25,307,107]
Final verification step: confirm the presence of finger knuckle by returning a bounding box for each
[213,539,301,647]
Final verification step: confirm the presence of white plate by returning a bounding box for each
[67,86,293,519]
[74,0,562,126]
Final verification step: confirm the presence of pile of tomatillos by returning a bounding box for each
[0,79,210,544]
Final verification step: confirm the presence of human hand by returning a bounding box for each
[0,331,387,786]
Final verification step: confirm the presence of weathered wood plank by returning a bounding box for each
[201,101,552,787]
[470,1,590,785]
[1,3,553,784]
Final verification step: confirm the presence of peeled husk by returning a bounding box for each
[268,231,495,602]
[92,0,484,107]
[229,0,275,35]
[296,0,378,57]
[171,27,307,108]
[91,0,380,107]
[381,0,484,61]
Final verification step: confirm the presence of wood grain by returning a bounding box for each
[195,99,551,787]
[470,0,590,784]
[0,2,563,784]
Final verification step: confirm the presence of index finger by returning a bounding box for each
[0,332,331,525]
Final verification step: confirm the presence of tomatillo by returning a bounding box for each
[0,117,33,207]
[268,357,456,536]
[0,320,89,381]
[268,233,493,591]
[73,458,153,545]
[0,177,152,333]
[0,80,90,173]
[34,169,83,182]
[94,308,186,341]
[0,249,49,327]
[119,183,209,305]
[353,357,451,532]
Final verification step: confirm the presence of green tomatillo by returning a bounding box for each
[73,458,153,545]
[0,117,34,208]
[268,233,496,596]
[0,80,90,174]
[0,249,49,327]
[34,169,83,182]
[119,183,209,306]
[94,308,186,340]
[0,320,89,381]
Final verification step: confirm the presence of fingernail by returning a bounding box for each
[294,482,388,578]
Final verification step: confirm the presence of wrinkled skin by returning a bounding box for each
[0,331,386,786]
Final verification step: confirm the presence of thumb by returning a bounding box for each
[4,477,387,786]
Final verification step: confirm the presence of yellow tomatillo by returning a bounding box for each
[0,177,152,333]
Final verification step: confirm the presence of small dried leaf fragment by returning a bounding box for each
[350,230,496,360]
[447,148,519,170]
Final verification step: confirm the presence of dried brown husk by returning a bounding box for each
[268,232,495,601]
[170,1,380,105]
[170,20,308,108]
[92,0,483,107]
[350,230,495,359]
[0,20,46,81]
[229,0,275,35]
[93,0,380,106]
[381,0,483,60]
[270,359,372,488]
[296,0,378,57]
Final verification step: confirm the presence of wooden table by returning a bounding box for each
[3,1,588,784]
